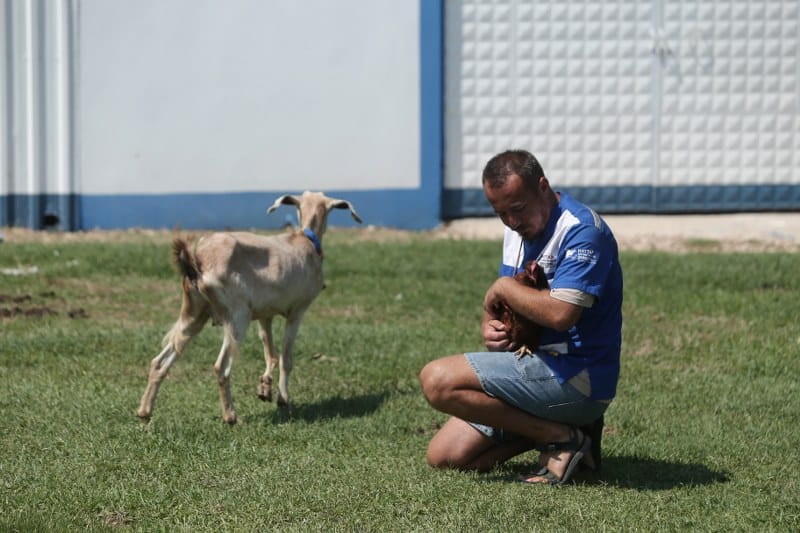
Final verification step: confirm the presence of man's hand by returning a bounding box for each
[481,314,515,351]
[481,278,515,351]
[482,277,512,317]
[481,289,515,352]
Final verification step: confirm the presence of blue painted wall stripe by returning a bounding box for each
[418,0,444,223]
[1,194,80,230]
[6,183,797,232]
[442,185,800,218]
[78,189,437,231]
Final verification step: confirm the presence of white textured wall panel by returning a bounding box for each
[445,0,800,213]
[446,0,654,191]
[659,0,799,188]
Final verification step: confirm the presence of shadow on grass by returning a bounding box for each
[494,455,730,490]
[580,456,730,489]
[257,393,389,424]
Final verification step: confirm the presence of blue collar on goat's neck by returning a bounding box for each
[303,227,323,258]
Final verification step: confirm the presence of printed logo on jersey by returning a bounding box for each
[538,254,557,272]
[565,248,597,265]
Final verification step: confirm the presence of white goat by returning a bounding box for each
[136,191,361,423]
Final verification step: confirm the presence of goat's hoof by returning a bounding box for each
[136,409,152,421]
[222,413,238,425]
[258,378,273,402]
[277,397,291,410]
[257,386,273,402]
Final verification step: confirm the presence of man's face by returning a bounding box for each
[484,173,551,241]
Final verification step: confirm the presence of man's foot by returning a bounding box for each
[518,428,590,486]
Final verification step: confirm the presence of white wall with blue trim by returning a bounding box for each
[1,0,443,230]
[4,0,799,231]
[443,0,800,217]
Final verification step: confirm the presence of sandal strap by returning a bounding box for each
[518,468,560,485]
[535,427,583,453]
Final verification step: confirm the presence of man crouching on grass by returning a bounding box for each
[419,149,623,485]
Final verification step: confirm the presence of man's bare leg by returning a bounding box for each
[426,417,537,472]
[420,354,580,481]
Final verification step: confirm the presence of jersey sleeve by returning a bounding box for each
[549,224,615,299]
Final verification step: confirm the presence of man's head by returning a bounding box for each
[482,149,545,191]
[482,150,558,241]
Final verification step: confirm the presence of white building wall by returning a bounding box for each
[444,0,800,215]
[657,0,799,208]
[78,0,420,195]
[5,0,799,228]
[2,0,438,230]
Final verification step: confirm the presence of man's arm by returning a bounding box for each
[483,277,583,332]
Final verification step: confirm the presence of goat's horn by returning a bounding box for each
[328,199,363,224]
[267,194,300,214]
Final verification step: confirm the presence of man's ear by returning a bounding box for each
[538,176,549,192]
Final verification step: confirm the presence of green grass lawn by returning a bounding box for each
[1,231,798,531]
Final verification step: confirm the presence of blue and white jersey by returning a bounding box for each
[499,192,623,401]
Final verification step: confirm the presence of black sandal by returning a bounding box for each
[518,427,591,486]
[579,415,604,472]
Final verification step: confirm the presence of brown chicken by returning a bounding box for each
[495,260,549,358]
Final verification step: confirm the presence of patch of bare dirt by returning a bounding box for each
[1,227,176,245]
[0,291,88,320]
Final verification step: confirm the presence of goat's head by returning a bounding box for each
[267,191,362,237]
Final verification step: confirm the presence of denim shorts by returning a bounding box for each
[465,351,608,443]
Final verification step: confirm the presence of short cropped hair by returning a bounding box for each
[482,150,545,191]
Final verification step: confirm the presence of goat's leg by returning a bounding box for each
[277,311,306,409]
[257,317,278,402]
[214,317,248,424]
[136,343,179,420]
[137,306,209,420]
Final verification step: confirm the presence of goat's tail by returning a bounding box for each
[163,238,210,350]
[172,238,200,283]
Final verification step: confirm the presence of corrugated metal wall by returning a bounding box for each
[443,0,800,217]
[1,0,78,230]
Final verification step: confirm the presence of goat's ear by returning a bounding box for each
[327,199,363,224]
[267,194,300,214]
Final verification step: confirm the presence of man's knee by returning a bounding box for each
[426,433,470,470]
[419,360,451,407]
[426,448,458,470]
[426,432,487,472]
